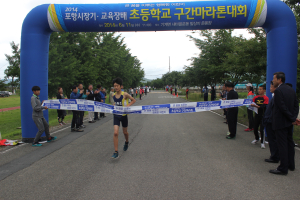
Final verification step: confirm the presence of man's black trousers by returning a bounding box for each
[71,111,80,129]
[227,108,238,137]
[204,93,208,101]
[265,123,279,161]
[275,125,295,173]
[79,111,84,126]
[254,113,264,143]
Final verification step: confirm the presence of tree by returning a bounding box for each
[0,79,7,91]
[47,32,144,97]
[284,0,300,98]
[4,41,20,93]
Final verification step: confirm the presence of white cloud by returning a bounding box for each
[0,0,252,80]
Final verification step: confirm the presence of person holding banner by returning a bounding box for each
[70,86,84,132]
[31,86,57,146]
[251,85,269,149]
[94,84,103,120]
[77,83,87,128]
[111,78,136,159]
[225,82,239,139]
[87,84,98,123]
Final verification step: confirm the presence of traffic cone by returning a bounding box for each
[173,93,175,96]
[177,93,178,97]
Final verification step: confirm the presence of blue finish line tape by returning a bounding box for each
[42,99,257,114]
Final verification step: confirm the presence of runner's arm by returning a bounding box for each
[124,92,136,107]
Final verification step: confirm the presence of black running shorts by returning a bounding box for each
[113,115,128,127]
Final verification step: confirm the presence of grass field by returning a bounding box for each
[0,95,20,109]
[0,95,112,140]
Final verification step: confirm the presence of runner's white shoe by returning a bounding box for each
[261,143,265,149]
[227,132,230,136]
[251,140,259,144]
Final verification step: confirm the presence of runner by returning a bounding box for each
[111,78,136,159]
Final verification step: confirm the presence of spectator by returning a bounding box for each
[186,87,189,100]
[100,88,107,118]
[269,72,299,175]
[77,83,87,128]
[245,83,255,132]
[225,82,238,139]
[139,87,142,100]
[170,87,173,95]
[31,86,57,147]
[251,85,269,149]
[203,85,208,101]
[133,88,136,98]
[175,87,177,96]
[263,81,279,163]
[94,84,103,120]
[110,87,115,104]
[70,85,84,132]
[87,84,98,123]
[57,87,66,125]
[221,84,228,124]
[210,86,216,101]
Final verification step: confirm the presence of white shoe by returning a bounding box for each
[265,141,269,144]
[251,140,259,144]
[227,132,230,136]
[261,144,265,149]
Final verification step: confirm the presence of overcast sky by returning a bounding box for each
[0,0,252,80]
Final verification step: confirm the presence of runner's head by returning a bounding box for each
[113,77,123,92]
[32,86,41,96]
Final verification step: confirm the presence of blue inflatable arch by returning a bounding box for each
[20,0,297,142]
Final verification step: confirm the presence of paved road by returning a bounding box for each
[0,91,299,200]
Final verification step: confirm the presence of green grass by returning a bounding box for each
[0,109,86,140]
[0,95,20,109]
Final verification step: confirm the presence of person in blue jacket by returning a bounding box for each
[77,83,88,128]
[70,85,84,132]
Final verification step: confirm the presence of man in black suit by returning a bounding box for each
[269,72,299,175]
[263,81,280,163]
[87,84,98,123]
[225,82,239,139]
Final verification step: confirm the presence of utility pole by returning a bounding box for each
[169,56,170,73]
